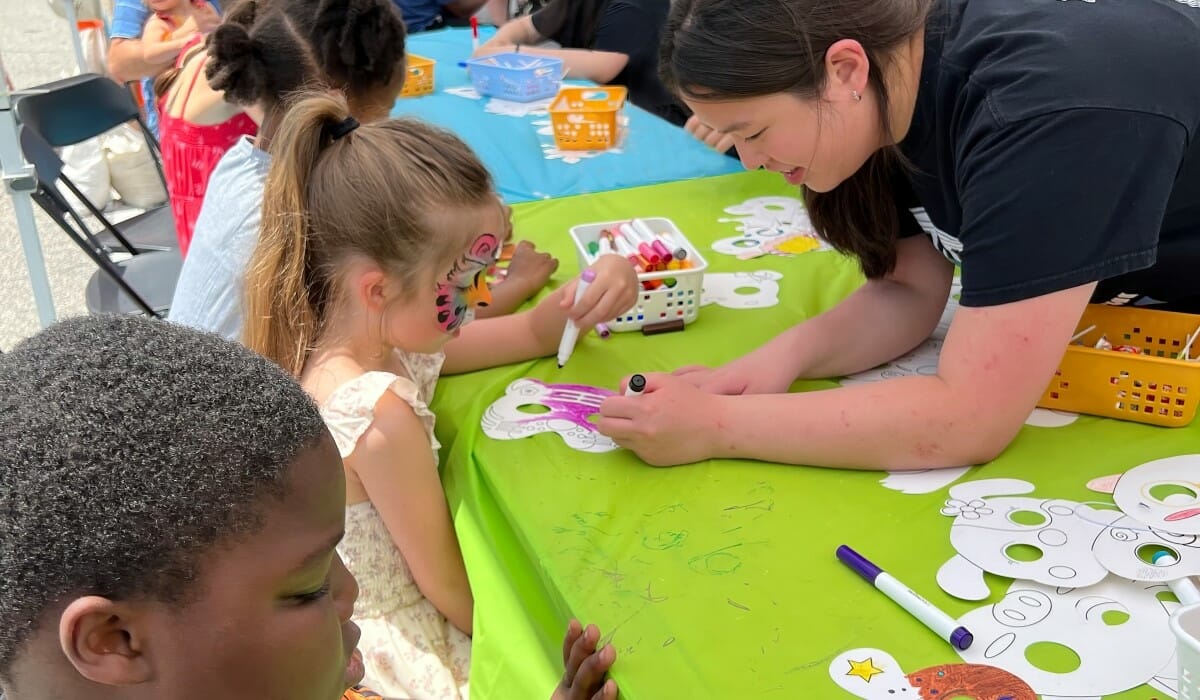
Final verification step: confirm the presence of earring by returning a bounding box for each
[851,90,862,102]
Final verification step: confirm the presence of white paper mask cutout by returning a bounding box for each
[956,578,1177,698]
[712,196,831,258]
[701,271,782,309]
[841,280,1078,429]
[1090,514,1200,582]
[936,479,1120,600]
[829,647,1037,699]
[481,379,618,453]
[1111,455,1200,535]
[878,467,972,495]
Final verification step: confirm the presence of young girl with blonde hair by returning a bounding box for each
[244,92,634,699]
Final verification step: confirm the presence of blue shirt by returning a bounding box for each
[393,0,449,32]
[109,0,222,136]
[168,136,269,340]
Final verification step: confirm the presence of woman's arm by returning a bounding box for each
[477,14,543,49]
[599,281,1096,468]
[348,392,473,634]
[682,235,955,395]
[473,15,629,83]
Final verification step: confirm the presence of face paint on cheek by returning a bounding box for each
[436,233,500,333]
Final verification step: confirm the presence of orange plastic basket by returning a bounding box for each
[548,86,627,150]
[398,55,435,98]
[1039,305,1200,427]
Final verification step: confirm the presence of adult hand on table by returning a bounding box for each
[673,341,801,395]
[685,115,735,155]
[597,373,724,466]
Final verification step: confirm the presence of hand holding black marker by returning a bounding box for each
[625,374,646,397]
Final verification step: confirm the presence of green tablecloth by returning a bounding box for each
[433,170,1178,699]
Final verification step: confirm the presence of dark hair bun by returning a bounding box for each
[311,0,407,93]
[207,14,316,106]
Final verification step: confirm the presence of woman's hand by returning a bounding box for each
[685,115,735,155]
[673,339,804,395]
[557,254,639,330]
[596,373,724,466]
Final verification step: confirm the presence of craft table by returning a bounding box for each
[432,170,1182,699]
[390,27,740,204]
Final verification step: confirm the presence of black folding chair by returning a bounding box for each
[15,73,177,253]
[19,126,181,318]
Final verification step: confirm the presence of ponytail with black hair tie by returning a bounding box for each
[325,116,360,140]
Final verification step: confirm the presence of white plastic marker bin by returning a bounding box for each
[569,218,708,332]
[1174,603,1200,700]
[465,53,564,103]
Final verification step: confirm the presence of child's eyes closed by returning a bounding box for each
[289,581,331,605]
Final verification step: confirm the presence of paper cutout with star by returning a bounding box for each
[845,657,884,682]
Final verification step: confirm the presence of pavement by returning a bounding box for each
[1,0,106,350]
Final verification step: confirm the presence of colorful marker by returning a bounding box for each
[556,268,597,368]
[624,373,646,396]
[470,16,479,51]
[836,545,973,651]
[595,322,611,339]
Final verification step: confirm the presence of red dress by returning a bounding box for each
[158,39,257,256]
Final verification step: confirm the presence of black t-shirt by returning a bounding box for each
[899,0,1200,308]
[531,0,688,126]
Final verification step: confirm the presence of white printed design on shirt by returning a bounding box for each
[910,207,963,264]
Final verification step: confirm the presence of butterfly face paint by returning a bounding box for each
[435,233,499,333]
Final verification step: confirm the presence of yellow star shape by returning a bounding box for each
[845,657,885,682]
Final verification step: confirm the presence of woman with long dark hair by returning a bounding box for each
[597,0,1200,470]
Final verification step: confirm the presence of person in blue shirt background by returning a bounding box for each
[107,0,221,135]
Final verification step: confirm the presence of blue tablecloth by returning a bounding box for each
[392,27,741,203]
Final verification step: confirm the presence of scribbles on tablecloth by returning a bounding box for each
[688,543,744,576]
[641,530,688,550]
[935,478,1119,599]
[713,196,831,259]
[828,647,1036,700]
[481,378,618,452]
[700,271,783,309]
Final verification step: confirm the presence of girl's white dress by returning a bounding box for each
[319,351,471,700]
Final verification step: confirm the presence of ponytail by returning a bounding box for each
[243,93,351,376]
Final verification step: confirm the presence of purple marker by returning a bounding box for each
[837,545,973,651]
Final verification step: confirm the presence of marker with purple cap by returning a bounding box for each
[556,268,597,368]
[836,545,973,651]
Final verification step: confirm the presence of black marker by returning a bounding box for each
[624,374,647,397]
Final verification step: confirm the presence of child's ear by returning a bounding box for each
[58,596,154,685]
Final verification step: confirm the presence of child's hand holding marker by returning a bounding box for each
[597,372,724,465]
[537,254,639,367]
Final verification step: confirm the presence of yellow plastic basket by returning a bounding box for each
[1039,305,1200,427]
[398,54,435,98]
[548,86,627,150]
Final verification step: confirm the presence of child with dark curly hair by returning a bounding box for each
[0,315,616,700]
